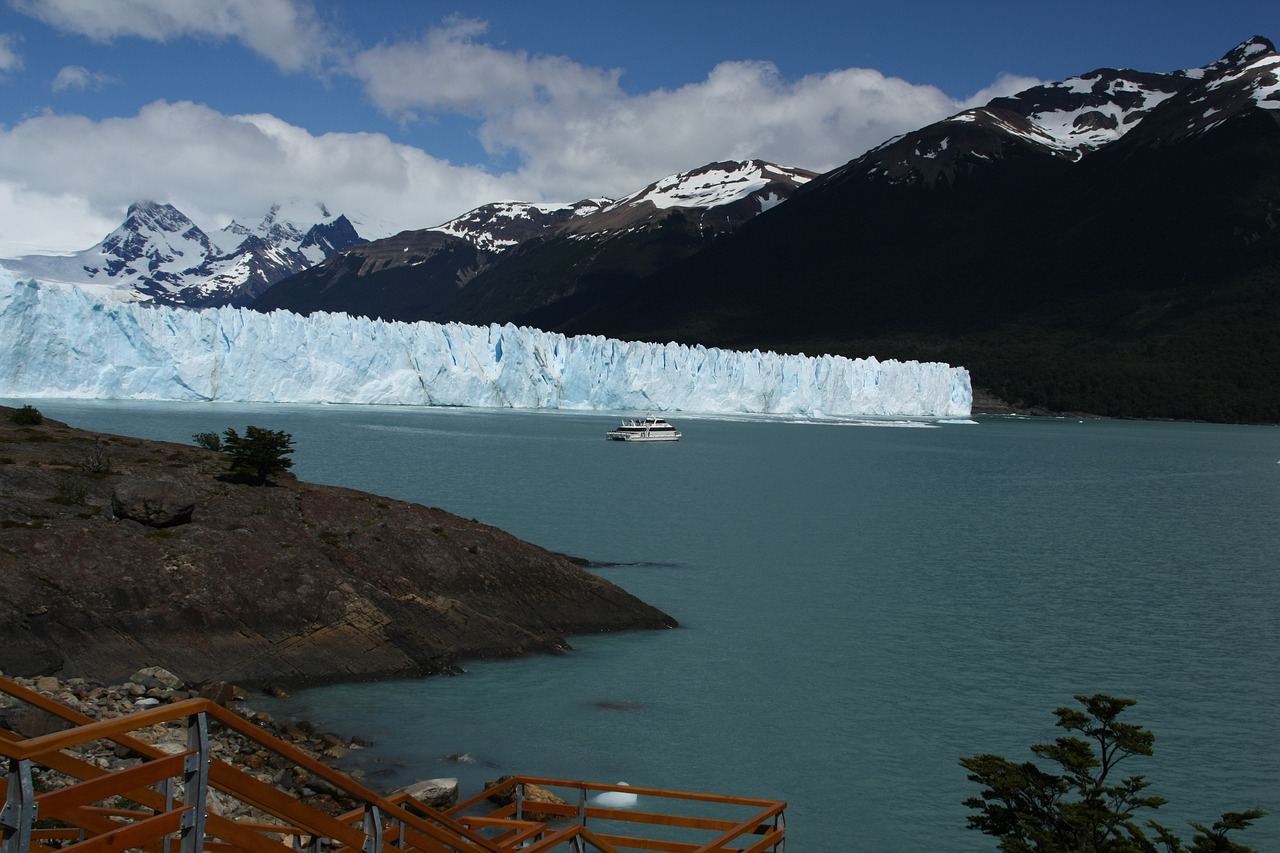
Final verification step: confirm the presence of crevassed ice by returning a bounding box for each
[0,266,972,418]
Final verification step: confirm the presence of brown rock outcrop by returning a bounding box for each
[0,407,676,688]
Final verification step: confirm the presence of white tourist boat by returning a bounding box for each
[606,415,681,442]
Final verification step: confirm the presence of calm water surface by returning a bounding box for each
[15,400,1279,851]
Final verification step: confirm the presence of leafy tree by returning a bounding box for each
[192,431,222,451]
[221,425,295,486]
[961,694,1264,852]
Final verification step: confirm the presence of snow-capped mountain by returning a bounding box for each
[254,159,814,324]
[558,36,1280,423]
[560,160,814,235]
[432,199,609,253]
[2,200,364,307]
[819,35,1279,190]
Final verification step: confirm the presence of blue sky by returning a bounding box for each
[1,0,1277,255]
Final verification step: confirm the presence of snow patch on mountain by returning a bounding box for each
[431,199,609,253]
[0,269,972,419]
[613,160,813,211]
[1018,74,1180,152]
[826,36,1279,191]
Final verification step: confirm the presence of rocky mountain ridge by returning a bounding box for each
[3,200,365,308]
[251,159,815,323]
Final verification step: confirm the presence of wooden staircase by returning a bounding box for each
[0,677,785,853]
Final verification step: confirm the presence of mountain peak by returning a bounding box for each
[613,159,815,212]
[2,200,362,307]
[123,200,196,234]
[1215,36,1276,71]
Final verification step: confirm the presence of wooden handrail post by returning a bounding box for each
[1,758,34,853]
[180,712,210,853]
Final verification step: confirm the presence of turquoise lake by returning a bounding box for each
[15,400,1279,851]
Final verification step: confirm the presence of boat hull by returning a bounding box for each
[606,415,681,441]
[606,430,681,442]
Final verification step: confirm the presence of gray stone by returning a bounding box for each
[400,778,459,810]
[132,666,185,690]
[0,704,73,738]
[111,478,195,528]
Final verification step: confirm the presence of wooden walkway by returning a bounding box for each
[0,677,785,853]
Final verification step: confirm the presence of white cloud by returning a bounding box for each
[0,100,526,255]
[0,32,22,75]
[11,0,340,72]
[494,61,974,199]
[51,65,118,92]
[350,21,1039,203]
[353,17,622,116]
[962,72,1043,108]
[0,183,116,257]
[0,12,1044,257]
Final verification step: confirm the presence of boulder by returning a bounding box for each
[485,775,568,822]
[399,778,459,810]
[111,478,195,528]
[0,703,73,738]
[131,666,185,690]
[198,682,248,707]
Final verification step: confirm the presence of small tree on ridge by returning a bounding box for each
[222,425,294,485]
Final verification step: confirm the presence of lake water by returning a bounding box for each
[12,400,1279,851]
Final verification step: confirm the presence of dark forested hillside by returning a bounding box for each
[560,108,1280,422]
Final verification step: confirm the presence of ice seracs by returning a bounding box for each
[0,267,972,420]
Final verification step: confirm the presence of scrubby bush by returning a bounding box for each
[192,431,223,451]
[10,405,43,425]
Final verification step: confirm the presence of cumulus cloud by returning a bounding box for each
[353,17,622,116]
[11,0,340,72]
[350,20,1037,202]
[0,100,524,255]
[51,65,118,92]
[0,183,116,257]
[0,32,22,75]
[962,72,1043,108]
[0,10,1042,256]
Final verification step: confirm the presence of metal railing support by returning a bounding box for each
[570,789,587,853]
[1,758,35,853]
[161,777,176,853]
[362,804,383,853]
[181,712,210,853]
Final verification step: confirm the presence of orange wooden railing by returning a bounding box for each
[0,677,784,853]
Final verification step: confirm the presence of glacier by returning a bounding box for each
[0,267,972,419]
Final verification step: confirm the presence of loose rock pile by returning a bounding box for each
[0,667,456,823]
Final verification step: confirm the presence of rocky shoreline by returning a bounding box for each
[0,666,460,820]
[0,406,676,688]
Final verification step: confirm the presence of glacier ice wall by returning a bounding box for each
[0,270,972,418]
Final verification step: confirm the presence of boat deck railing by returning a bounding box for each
[0,676,785,853]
